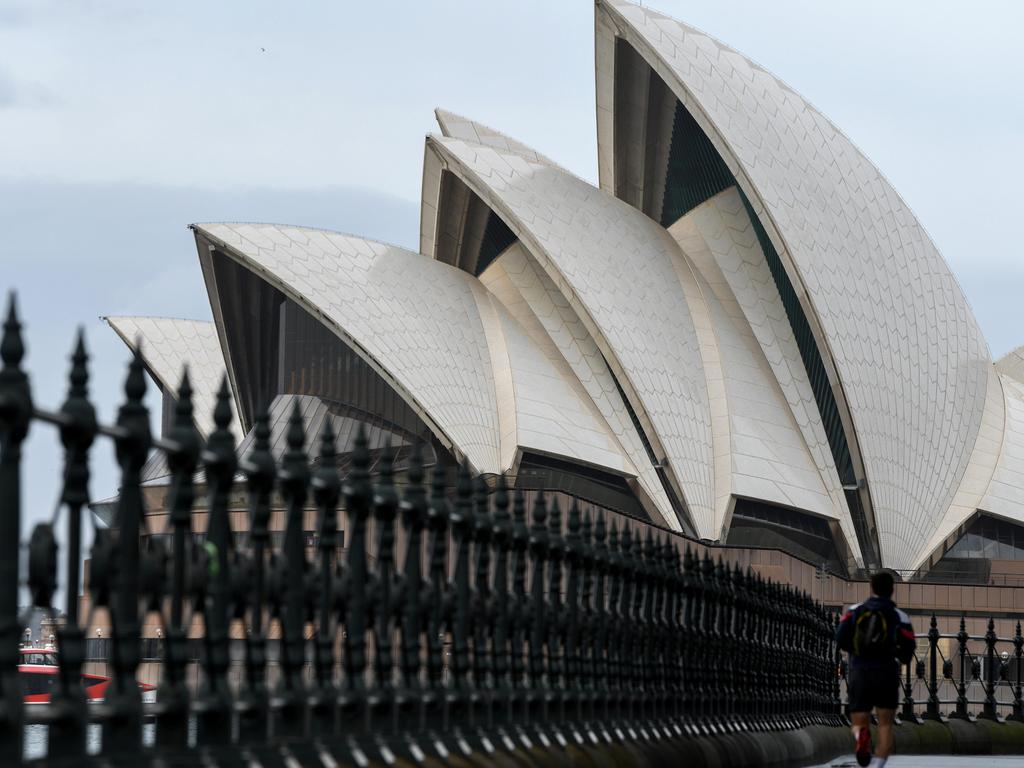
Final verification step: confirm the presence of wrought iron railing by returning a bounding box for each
[0,295,843,765]
[860,616,1024,723]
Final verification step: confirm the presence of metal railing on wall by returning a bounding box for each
[857,616,1024,723]
[0,295,844,765]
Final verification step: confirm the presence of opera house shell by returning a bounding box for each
[104,0,1024,581]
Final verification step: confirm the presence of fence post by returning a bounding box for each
[49,332,97,760]
[309,420,339,738]
[981,618,1000,721]
[615,524,632,729]
[155,372,201,750]
[1010,621,1024,722]
[922,615,942,721]
[195,380,238,749]
[368,445,398,738]
[952,616,971,719]
[489,476,512,732]
[340,426,371,738]
[446,461,473,743]
[0,297,30,766]
[104,349,151,755]
[236,408,274,748]
[732,566,749,727]
[546,500,565,729]
[396,444,427,735]
[471,475,494,735]
[526,491,549,732]
[716,559,735,730]
[901,644,918,723]
[563,502,582,732]
[423,462,450,736]
[592,515,610,733]
[832,613,843,722]
[575,510,594,727]
[508,487,529,731]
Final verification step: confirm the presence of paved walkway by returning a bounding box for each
[814,757,1024,767]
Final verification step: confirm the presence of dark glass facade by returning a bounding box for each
[211,249,284,430]
[435,171,518,276]
[276,300,428,442]
[946,515,1024,560]
[726,498,844,573]
[515,452,650,522]
[659,100,734,227]
[920,514,1024,584]
[211,248,433,444]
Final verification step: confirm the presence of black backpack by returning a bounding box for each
[852,606,893,659]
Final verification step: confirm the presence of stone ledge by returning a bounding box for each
[627,719,1024,767]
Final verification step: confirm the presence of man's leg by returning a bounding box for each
[850,710,870,739]
[851,710,872,765]
[875,708,895,759]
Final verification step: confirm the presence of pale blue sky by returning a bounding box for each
[1,0,1022,542]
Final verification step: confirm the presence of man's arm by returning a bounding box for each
[895,608,916,664]
[835,604,857,653]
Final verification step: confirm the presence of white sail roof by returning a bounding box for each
[103,316,238,439]
[192,223,639,487]
[423,132,715,535]
[597,0,992,569]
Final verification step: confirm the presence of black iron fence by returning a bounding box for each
[0,296,844,765]
[871,616,1024,722]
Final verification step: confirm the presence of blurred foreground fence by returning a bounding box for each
[0,295,846,765]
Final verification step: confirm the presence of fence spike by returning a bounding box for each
[49,329,97,759]
[446,460,474,736]
[104,347,152,755]
[471,473,494,730]
[195,375,238,749]
[309,417,339,736]
[276,397,310,739]
[509,487,529,726]
[423,461,449,733]
[237,405,274,745]
[338,420,371,722]
[526,489,549,729]
[369,441,398,734]
[594,516,611,726]
[564,500,582,725]
[397,442,427,731]
[547,498,565,725]
[1,292,25,369]
[491,475,512,726]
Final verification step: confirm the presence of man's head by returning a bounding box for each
[870,570,895,599]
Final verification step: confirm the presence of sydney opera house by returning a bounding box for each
[103,0,1024,582]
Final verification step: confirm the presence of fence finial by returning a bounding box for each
[369,440,398,733]
[276,397,310,738]
[309,417,339,736]
[397,441,427,728]
[1,292,25,370]
[471,472,494,727]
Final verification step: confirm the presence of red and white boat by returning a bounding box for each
[19,646,155,704]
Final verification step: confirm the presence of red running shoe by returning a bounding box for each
[855,727,872,767]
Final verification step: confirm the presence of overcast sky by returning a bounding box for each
[2,0,1022,549]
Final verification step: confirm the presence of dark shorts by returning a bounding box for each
[848,664,899,712]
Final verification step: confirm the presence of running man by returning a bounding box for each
[835,571,916,768]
